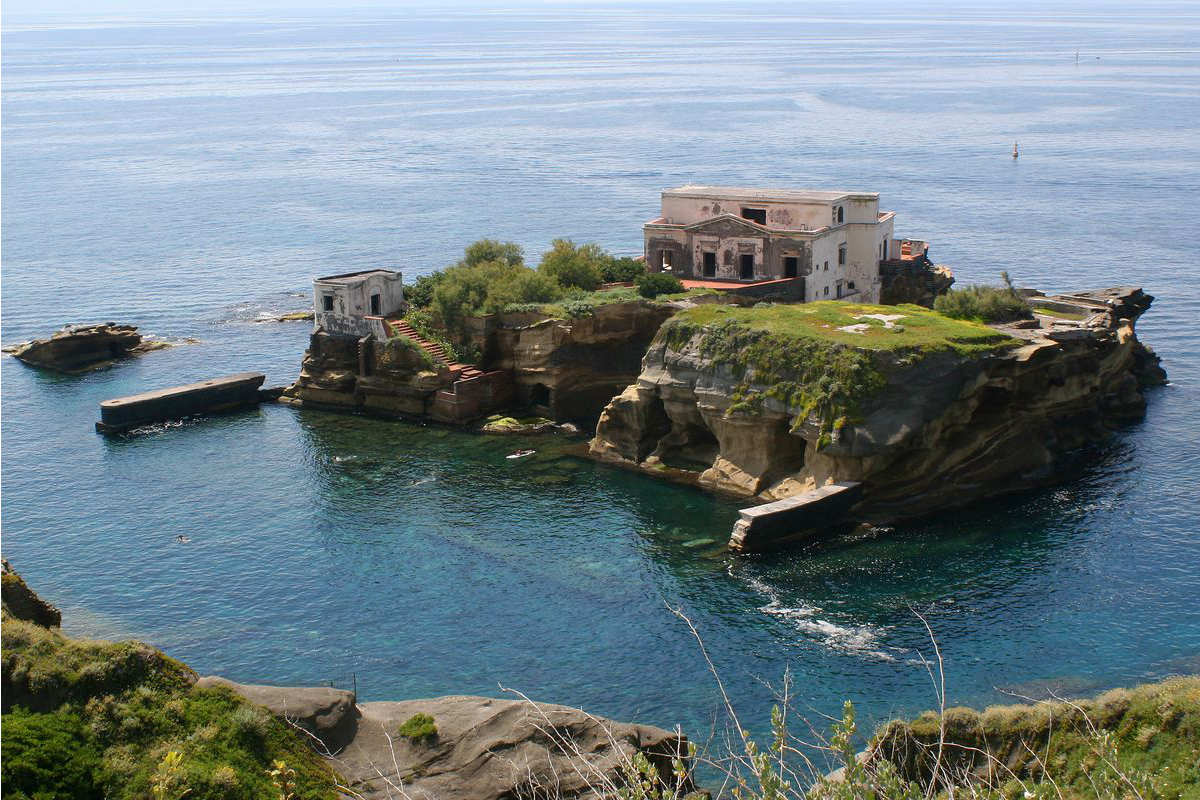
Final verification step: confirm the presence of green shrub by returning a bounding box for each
[636,272,684,298]
[483,269,562,314]
[404,271,445,310]
[563,300,595,318]
[602,256,646,283]
[537,239,607,291]
[1,614,336,800]
[397,712,438,742]
[2,707,102,799]
[462,238,524,268]
[933,279,1031,324]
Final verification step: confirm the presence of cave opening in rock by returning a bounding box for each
[656,420,720,471]
[530,382,552,410]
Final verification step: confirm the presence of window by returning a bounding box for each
[702,251,717,277]
[661,250,673,271]
[838,245,847,266]
[837,206,844,224]
[783,256,798,278]
[823,286,830,296]
[370,293,381,315]
[848,281,856,290]
[823,261,829,272]
[322,295,334,312]
[740,253,754,280]
[740,207,767,225]
[882,240,888,259]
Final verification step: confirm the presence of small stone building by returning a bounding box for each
[644,186,922,304]
[313,269,404,337]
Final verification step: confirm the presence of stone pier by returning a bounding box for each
[728,481,862,551]
[96,372,266,434]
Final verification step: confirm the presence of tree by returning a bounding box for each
[537,239,607,291]
[462,239,524,269]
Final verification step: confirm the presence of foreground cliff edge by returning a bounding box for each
[0,563,694,800]
[590,288,1167,525]
[3,564,1197,798]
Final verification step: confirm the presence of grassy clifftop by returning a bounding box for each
[868,676,1200,799]
[666,301,1017,356]
[657,302,1018,446]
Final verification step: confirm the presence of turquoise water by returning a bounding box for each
[3,1,1200,759]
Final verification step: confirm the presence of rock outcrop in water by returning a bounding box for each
[2,322,173,373]
[590,288,1166,522]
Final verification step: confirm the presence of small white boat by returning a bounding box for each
[506,449,536,460]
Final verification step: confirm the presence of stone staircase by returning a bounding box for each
[388,320,484,380]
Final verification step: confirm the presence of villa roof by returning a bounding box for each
[314,269,400,284]
[663,185,878,203]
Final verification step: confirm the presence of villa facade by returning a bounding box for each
[644,186,925,304]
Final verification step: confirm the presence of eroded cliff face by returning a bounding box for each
[284,331,450,415]
[590,288,1165,521]
[476,300,678,423]
[286,300,677,424]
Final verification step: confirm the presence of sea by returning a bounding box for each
[3,0,1199,766]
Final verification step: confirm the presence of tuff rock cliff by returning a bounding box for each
[590,288,1165,521]
[286,300,676,424]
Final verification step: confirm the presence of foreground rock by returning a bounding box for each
[591,288,1166,523]
[2,322,174,373]
[204,678,693,800]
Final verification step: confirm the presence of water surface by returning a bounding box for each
[3,0,1199,757]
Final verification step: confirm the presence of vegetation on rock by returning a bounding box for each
[933,274,1032,323]
[637,272,685,298]
[660,302,1017,446]
[396,712,438,742]
[1,575,336,800]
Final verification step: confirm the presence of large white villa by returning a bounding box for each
[643,185,928,303]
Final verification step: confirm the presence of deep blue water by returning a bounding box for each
[3,0,1199,766]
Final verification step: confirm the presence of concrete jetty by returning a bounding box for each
[96,372,266,434]
[728,481,862,552]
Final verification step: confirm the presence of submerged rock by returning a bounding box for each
[204,679,694,800]
[2,322,173,373]
[590,288,1167,523]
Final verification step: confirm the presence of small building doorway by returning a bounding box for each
[783,256,798,278]
[740,253,754,280]
[702,251,717,278]
[370,293,381,315]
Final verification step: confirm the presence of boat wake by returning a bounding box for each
[741,574,898,661]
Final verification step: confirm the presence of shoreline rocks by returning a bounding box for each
[2,322,180,373]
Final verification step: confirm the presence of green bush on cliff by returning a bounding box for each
[603,255,648,283]
[637,272,684,298]
[1,615,336,800]
[537,238,608,291]
[933,275,1031,324]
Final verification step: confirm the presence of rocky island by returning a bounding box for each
[590,288,1165,528]
[3,322,176,373]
